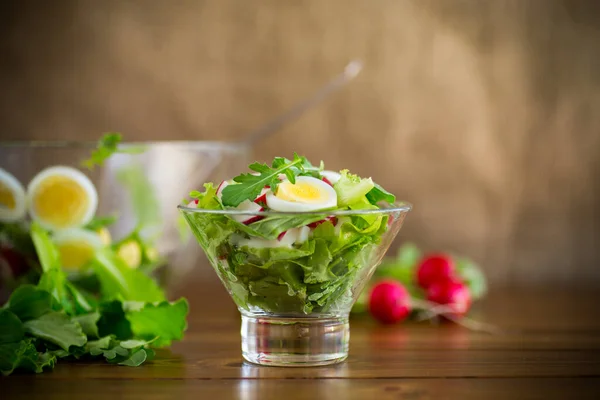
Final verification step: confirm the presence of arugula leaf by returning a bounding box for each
[23,312,87,351]
[0,310,24,344]
[221,154,305,207]
[81,133,146,170]
[246,214,328,240]
[125,298,189,347]
[6,285,53,321]
[0,339,56,376]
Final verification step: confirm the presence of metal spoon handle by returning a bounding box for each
[244,60,363,146]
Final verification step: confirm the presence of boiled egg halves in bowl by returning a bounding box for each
[27,166,98,231]
[0,168,27,222]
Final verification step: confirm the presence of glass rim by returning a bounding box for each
[0,140,249,152]
[178,201,412,216]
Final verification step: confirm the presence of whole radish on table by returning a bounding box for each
[352,243,488,326]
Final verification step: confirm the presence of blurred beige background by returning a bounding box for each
[1,0,599,287]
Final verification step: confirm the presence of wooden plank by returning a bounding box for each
[13,346,598,380]
[5,378,600,400]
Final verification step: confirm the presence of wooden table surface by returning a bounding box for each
[3,284,600,399]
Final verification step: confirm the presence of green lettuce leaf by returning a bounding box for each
[23,312,87,351]
[125,298,189,347]
[0,339,56,376]
[0,310,24,344]
[30,222,60,273]
[6,285,53,321]
[92,249,165,303]
[366,183,396,205]
[334,170,375,206]
[72,312,101,338]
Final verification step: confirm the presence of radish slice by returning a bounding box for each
[308,216,337,229]
[232,201,263,223]
[187,199,199,208]
[321,170,341,185]
[216,180,230,199]
[322,176,334,186]
[277,231,287,241]
[254,187,270,206]
[296,226,310,243]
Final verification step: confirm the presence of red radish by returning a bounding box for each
[308,216,338,229]
[416,253,456,289]
[242,207,265,225]
[194,199,199,204]
[216,180,226,194]
[427,279,471,317]
[322,176,333,186]
[368,280,411,324]
[254,187,270,206]
[277,231,287,241]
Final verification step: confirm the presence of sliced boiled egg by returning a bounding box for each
[266,176,337,212]
[53,229,103,271]
[321,170,341,185]
[27,166,98,231]
[0,168,27,222]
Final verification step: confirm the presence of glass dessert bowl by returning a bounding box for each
[180,204,411,366]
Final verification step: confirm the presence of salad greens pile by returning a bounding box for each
[183,154,398,315]
[0,134,188,376]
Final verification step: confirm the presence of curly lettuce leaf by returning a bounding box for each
[334,169,375,207]
[124,298,189,347]
[0,339,56,376]
[22,312,87,351]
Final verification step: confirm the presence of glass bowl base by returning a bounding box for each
[240,313,349,367]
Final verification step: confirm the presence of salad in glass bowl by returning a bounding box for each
[180,154,411,366]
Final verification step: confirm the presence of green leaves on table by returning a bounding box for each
[0,223,189,376]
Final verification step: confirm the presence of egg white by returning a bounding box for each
[0,168,27,222]
[321,170,342,185]
[27,166,98,231]
[266,176,337,212]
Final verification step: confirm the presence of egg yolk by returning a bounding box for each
[276,182,324,203]
[0,182,16,210]
[117,240,142,269]
[57,241,95,270]
[33,175,89,228]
